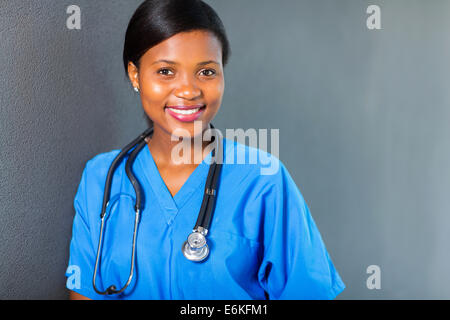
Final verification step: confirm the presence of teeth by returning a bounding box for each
[168,107,201,115]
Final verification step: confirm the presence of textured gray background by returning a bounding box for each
[1,0,450,299]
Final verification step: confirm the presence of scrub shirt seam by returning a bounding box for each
[169,227,173,299]
[137,148,179,216]
[174,177,207,211]
[172,147,215,210]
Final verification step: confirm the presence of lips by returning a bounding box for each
[166,104,205,110]
[165,104,206,122]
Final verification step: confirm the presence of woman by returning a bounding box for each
[66,0,345,300]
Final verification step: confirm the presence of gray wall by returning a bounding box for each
[1,0,449,299]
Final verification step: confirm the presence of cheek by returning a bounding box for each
[140,81,171,115]
[145,82,168,99]
[204,80,225,106]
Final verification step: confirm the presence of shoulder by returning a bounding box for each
[222,137,291,190]
[74,149,122,217]
[85,149,121,174]
[223,137,282,168]
[78,149,122,191]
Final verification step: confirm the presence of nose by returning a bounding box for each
[173,73,202,100]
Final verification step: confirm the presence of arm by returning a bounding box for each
[65,163,105,300]
[69,290,91,300]
[257,162,345,299]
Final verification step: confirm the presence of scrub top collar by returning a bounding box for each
[137,143,215,225]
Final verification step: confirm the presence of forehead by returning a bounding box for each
[141,30,222,65]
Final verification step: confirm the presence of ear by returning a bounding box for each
[127,62,140,89]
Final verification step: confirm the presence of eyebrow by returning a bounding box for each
[151,59,220,66]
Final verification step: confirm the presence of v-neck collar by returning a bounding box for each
[137,143,213,225]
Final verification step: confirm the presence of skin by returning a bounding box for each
[70,291,90,300]
[69,30,225,300]
[129,30,225,198]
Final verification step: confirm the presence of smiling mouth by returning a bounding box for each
[165,105,206,115]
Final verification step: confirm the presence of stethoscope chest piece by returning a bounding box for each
[182,229,210,262]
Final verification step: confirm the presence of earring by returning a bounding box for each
[133,73,140,92]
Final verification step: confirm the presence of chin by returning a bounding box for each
[168,120,210,139]
[169,128,204,141]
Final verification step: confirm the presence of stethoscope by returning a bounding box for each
[92,124,223,295]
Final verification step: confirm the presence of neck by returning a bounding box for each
[146,124,213,167]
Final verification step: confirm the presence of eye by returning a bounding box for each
[157,68,174,76]
[200,69,216,77]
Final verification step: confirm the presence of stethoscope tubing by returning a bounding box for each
[92,124,222,295]
[194,137,223,231]
[125,139,148,212]
[100,128,154,218]
[93,128,153,295]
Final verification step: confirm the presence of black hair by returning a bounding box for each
[123,0,231,76]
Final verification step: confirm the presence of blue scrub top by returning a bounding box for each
[65,138,345,300]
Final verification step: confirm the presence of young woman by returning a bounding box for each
[66,0,345,300]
